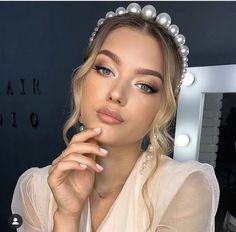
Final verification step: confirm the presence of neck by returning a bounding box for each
[94,142,142,195]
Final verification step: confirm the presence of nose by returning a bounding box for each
[106,80,128,106]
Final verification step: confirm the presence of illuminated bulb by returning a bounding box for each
[183,72,195,86]
[175,134,190,147]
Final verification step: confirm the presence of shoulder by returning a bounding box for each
[159,155,218,185]
[19,165,51,178]
[17,165,51,189]
[155,158,220,231]
[150,156,219,225]
[12,165,52,206]
[154,156,220,212]
[11,166,54,231]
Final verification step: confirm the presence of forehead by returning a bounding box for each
[99,27,163,71]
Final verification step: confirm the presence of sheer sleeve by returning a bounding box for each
[11,168,42,231]
[11,166,54,232]
[156,171,219,232]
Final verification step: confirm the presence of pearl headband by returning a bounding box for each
[88,2,189,94]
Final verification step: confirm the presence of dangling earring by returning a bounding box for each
[79,115,85,132]
[140,143,154,175]
[79,124,85,132]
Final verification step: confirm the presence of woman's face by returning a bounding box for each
[80,27,163,146]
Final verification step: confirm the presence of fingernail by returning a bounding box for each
[96,163,104,171]
[93,128,102,133]
[100,148,108,154]
[79,163,87,169]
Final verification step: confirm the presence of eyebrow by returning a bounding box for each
[97,49,163,82]
[98,50,120,65]
[134,68,163,82]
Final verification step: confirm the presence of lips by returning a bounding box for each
[96,107,124,124]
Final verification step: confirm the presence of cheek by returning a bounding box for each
[128,95,162,132]
[80,76,97,116]
[82,75,97,94]
[133,92,161,118]
[80,75,107,125]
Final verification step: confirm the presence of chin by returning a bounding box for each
[90,126,125,146]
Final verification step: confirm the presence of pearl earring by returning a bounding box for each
[79,124,85,132]
[79,115,85,132]
[140,144,154,175]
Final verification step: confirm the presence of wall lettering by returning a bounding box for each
[6,78,41,95]
[1,78,41,128]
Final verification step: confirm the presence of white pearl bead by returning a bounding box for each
[79,125,85,132]
[146,154,153,161]
[174,34,185,46]
[106,11,115,18]
[97,18,105,26]
[156,12,171,28]
[148,144,153,152]
[115,7,126,15]
[179,45,189,57]
[168,24,179,37]
[142,162,147,168]
[182,57,188,62]
[141,5,157,19]
[127,2,141,14]
[182,62,188,68]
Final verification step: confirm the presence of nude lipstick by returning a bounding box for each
[96,107,124,125]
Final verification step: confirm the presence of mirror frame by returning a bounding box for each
[174,64,236,162]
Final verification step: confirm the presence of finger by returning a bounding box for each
[49,154,104,174]
[63,153,104,172]
[49,159,87,176]
[62,153,103,172]
[52,142,108,166]
[52,150,67,165]
[48,160,89,186]
[86,138,99,161]
[67,142,108,158]
[69,128,102,145]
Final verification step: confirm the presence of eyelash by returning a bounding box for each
[93,65,114,77]
[136,82,158,94]
[92,65,158,94]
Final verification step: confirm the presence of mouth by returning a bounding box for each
[96,107,124,125]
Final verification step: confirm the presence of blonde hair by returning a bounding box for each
[63,13,182,231]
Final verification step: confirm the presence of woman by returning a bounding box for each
[11,3,219,232]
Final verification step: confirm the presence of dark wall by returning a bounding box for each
[1,2,236,231]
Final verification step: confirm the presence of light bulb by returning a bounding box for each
[175,134,190,147]
[183,72,195,86]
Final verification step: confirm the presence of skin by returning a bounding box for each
[48,27,164,231]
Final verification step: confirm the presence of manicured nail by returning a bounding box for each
[79,163,87,169]
[93,128,102,133]
[100,148,108,154]
[96,163,104,171]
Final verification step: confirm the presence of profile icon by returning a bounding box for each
[8,213,23,229]
[12,217,19,225]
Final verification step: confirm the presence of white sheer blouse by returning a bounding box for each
[11,153,220,232]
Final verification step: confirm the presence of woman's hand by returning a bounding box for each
[48,128,108,219]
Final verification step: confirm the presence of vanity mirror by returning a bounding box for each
[174,64,236,166]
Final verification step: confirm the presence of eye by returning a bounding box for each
[93,65,113,77]
[136,83,158,94]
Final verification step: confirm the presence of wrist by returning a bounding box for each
[53,210,81,232]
